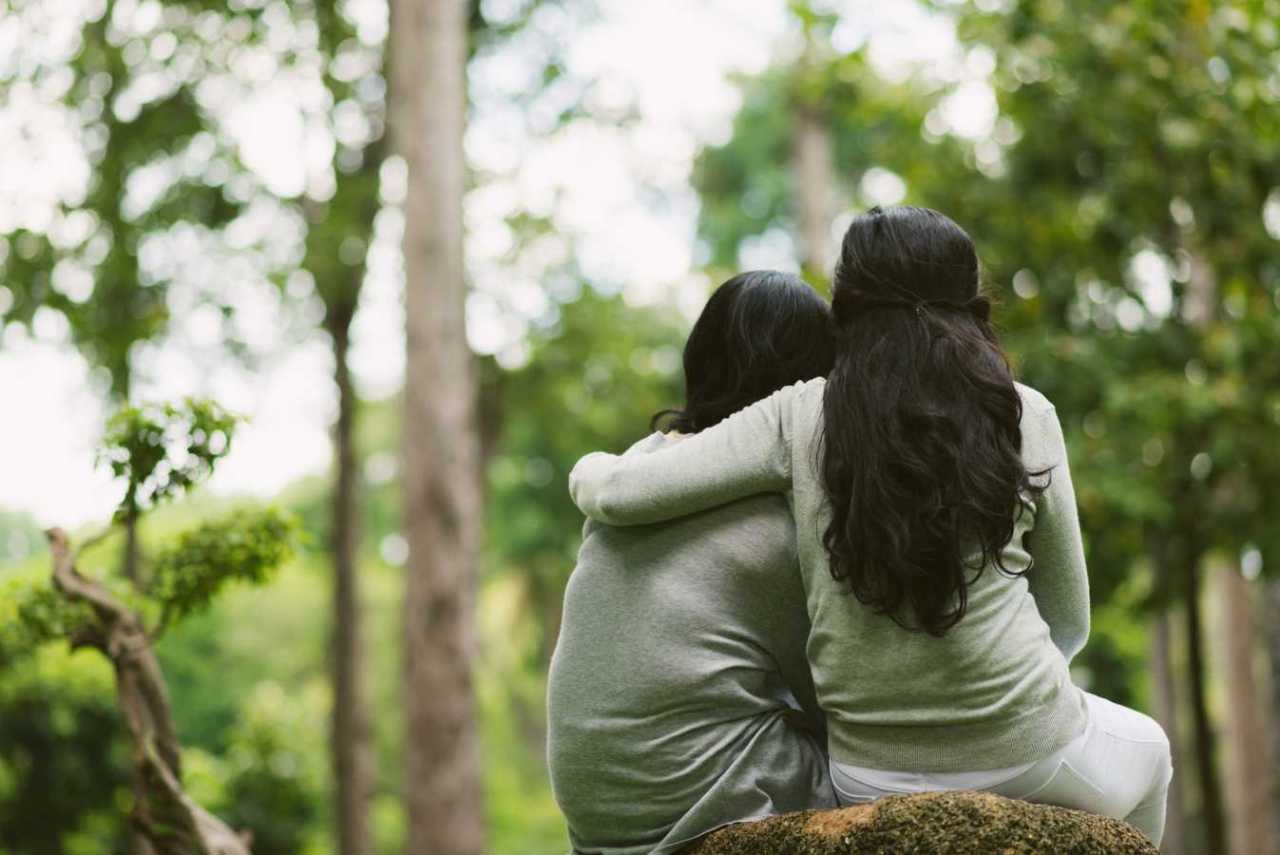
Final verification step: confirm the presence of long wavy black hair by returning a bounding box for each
[653,270,835,434]
[820,206,1044,637]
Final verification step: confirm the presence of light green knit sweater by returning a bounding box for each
[570,378,1090,773]
[549,433,836,855]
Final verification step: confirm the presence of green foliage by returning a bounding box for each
[152,487,570,855]
[0,0,600,851]
[929,0,1280,599]
[0,1,272,399]
[98,399,239,521]
[0,647,129,855]
[480,665,570,855]
[149,507,296,631]
[0,398,296,849]
[694,56,968,276]
[217,682,328,855]
[0,578,93,667]
[788,0,839,37]
[694,73,796,270]
[0,510,45,566]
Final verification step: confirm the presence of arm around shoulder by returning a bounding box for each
[566,380,812,526]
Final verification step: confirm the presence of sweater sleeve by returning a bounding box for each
[1023,402,1091,664]
[568,381,805,526]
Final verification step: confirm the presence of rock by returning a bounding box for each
[684,791,1157,854]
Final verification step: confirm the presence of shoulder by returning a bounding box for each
[765,376,825,404]
[798,375,826,392]
[724,376,825,423]
[1014,382,1057,417]
[1014,383,1068,467]
[793,375,826,400]
[778,376,826,425]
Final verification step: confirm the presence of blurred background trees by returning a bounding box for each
[2,0,1279,853]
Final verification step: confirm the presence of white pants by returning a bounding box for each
[830,693,1173,845]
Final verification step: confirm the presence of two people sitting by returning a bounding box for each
[548,206,1173,854]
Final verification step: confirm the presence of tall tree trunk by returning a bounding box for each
[329,310,374,855]
[792,102,832,279]
[1267,580,1280,846]
[123,499,147,855]
[1183,549,1226,854]
[1178,247,1228,855]
[122,405,151,855]
[391,0,485,852]
[1212,562,1277,855]
[1149,610,1189,855]
[123,505,141,585]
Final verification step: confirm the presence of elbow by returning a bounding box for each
[590,468,635,525]
[578,482,616,524]
[1074,613,1091,661]
[1060,616,1090,665]
[568,453,625,524]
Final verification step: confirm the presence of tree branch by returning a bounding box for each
[45,527,252,855]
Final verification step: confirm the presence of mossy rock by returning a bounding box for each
[684,791,1156,854]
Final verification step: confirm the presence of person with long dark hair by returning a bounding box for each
[548,271,838,854]
[569,207,1173,844]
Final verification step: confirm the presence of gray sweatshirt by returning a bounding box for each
[570,378,1090,773]
[547,433,836,855]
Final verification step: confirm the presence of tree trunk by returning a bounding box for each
[123,505,141,586]
[1212,562,1277,855]
[46,528,250,855]
[1178,248,1227,855]
[1148,611,1188,855]
[792,102,832,279]
[125,500,153,855]
[391,0,486,851]
[1268,581,1280,844]
[1183,550,1226,855]
[328,311,374,855]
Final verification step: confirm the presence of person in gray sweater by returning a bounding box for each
[570,207,1173,845]
[547,271,839,854]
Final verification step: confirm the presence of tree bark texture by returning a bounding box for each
[46,528,250,855]
[792,103,832,279]
[1178,248,1226,855]
[1183,551,1226,855]
[1268,580,1280,847]
[328,310,375,855]
[1259,573,1280,849]
[123,506,141,586]
[1211,563,1277,855]
[390,0,486,852]
[1148,611,1188,855]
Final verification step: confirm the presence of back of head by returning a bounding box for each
[654,270,834,434]
[821,206,1041,636]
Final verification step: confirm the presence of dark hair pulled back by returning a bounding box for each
[821,206,1044,636]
